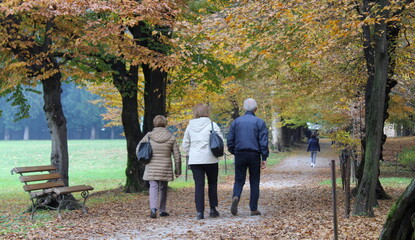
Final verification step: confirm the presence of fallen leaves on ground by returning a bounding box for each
[1,142,408,240]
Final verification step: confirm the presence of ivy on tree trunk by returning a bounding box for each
[379,180,415,240]
[353,0,389,216]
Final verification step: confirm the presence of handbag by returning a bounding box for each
[136,135,153,164]
[209,121,224,157]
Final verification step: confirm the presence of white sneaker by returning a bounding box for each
[310,163,313,167]
[312,163,316,167]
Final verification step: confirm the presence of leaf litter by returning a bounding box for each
[2,140,406,240]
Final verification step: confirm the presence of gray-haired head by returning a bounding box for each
[243,98,258,112]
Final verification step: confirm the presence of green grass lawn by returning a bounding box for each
[1,140,287,205]
[1,140,127,197]
[320,176,413,188]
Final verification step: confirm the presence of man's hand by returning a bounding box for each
[261,161,267,169]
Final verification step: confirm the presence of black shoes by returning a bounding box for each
[231,196,239,216]
[150,208,157,218]
[209,208,220,218]
[160,212,169,217]
[196,212,204,220]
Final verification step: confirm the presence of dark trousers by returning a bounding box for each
[232,152,261,211]
[190,163,219,213]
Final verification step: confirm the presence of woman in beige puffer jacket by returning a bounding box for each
[137,115,181,218]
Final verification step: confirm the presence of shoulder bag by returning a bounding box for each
[136,135,153,164]
[209,122,224,158]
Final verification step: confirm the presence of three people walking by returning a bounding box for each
[139,98,269,219]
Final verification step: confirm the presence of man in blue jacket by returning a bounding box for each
[227,98,269,216]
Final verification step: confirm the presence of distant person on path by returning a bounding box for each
[137,115,181,218]
[307,134,320,167]
[182,103,224,220]
[227,98,269,216]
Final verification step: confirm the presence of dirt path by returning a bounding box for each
[105,141,337,240]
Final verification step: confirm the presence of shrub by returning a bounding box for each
[399,146,415,171]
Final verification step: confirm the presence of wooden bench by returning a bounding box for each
[11,165,94,220]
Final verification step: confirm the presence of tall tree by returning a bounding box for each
[353,0,414,216]
[66,1,179,192]
[0,1,75,185]
[353,0,389,216]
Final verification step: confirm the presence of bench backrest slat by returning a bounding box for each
[12,165,56,174]
[19,173,62,183]
[23,181,65,192]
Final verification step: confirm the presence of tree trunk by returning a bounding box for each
[271,112,283,152]
[353,1,389,216]
[111,61,146,193]
[23,125,30,140]
[111,128,115,139]
[4,128,10,140]
[90,126,96,140]
[230,98,240,120]
[379,180,415,240]
[142,64,167,133]
[281,126,291,148]
[41,70,69,187]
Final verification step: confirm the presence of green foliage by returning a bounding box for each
[0,85,37,122]
[399,146,415,171]
[330,130,360,152]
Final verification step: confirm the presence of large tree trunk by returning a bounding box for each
[111,61,146,193]
[379,180,415,240]
[142,64,167,133]
[355,0,401,202]
[353,1,389,216]
[42,70,69,186]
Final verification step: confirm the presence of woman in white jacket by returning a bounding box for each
[182,103,224,220]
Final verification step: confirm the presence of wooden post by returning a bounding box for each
[345,153,351,218]
[331,160,339,240]
[185,155,189,181]
[395,152,398,174]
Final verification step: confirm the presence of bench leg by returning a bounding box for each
[81,191,90,214]
[30,199,37,221]
[57,194,65,219]
[56,192,90,218]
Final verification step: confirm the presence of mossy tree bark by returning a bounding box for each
[353,0,389,216]
[379,180,415,240]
